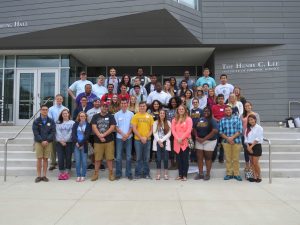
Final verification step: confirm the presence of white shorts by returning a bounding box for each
[195,140,217,151]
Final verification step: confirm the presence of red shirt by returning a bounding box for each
[101,93,114,104]
[118,93,130,101]
[212,104,226,121]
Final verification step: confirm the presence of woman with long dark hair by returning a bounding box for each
[118,74,132,94]
[184,89,193,110]
[169,77,178,96]
[178,80,192,97]
[171,105,193,181]
[244,114,263,182]
[167,96,182,170]
[242,101,260,172]
[207,88,216,110]
[153,109,172,180]
[148,100,162,121]
[193,107,218,180]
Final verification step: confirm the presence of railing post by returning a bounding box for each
[264,138,272,184]
[4,139,9,182]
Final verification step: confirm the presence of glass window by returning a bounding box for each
[5,56,15,68]
[60,69,70,110]
[4,69,14,121]
[178,0,197,9]
[61,55,70,67]
[87,67,106,83]
[16,55,59,67]
[0,70,2,122]
[0,56,3,68]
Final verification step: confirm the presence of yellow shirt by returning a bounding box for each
[131,112,154,140]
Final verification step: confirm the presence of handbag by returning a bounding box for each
[187,138,194,149]
[245,167,254,180]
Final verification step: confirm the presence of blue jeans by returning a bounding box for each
[134,140,151,177]
[156,142,169,169]
[115,137,132,177]
[74,146,87,177]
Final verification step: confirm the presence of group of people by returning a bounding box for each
[32,67,264,183]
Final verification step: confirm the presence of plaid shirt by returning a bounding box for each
[219,115,242,144]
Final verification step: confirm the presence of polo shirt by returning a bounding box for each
[195,76,217,88]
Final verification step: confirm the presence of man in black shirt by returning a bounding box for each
[91,102,116,181]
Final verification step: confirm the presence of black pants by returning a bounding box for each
[177,148,189,177]
[56,142,73,171]
[169,135,175,160]
[212,135,224,161]
[242,136,250,163]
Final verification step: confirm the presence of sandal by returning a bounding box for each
[175,176,182,180]
[164,174,169,180]
[156,174,161,180]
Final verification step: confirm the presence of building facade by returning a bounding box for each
[0,0,299,124]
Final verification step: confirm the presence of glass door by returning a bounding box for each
[16,70,37,125]
[16,69,59,125]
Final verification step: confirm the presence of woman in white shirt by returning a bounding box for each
[153,109,172,180]
[244,114,264,183]
[228,93,243,117]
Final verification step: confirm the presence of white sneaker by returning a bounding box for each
[80,177,85,182]
[76,177,81,182]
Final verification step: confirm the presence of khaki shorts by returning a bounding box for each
[94,141,114,161]
[35,142,53,159]
[195,140,217,151]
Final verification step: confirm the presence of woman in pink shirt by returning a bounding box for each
[171,105,193,181]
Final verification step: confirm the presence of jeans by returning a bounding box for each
[115,137,132,177]
[134,140,151,177]
[74,146,87,177]
[177,148,190,177]
[156,143,169,169]
[56,142,73,172]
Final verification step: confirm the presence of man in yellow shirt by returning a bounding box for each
[131,101,154,179]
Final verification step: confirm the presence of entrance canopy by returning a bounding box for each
[0,48,214,66]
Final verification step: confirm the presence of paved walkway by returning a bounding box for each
[1,177,300,225]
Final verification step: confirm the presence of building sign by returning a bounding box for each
[0,21,28,29]
[221,60,280,74]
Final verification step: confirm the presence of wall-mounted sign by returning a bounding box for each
[221,60,280,74]
[0,21,28,29]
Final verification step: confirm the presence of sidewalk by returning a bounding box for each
[1,176,300,225]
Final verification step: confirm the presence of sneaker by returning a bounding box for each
[87,164,95,170]
[64,172,70,180]
[204,175,210,181]
[194,173,204,180]
[218,159,224,164]
[144,175,152,180]
[58,173,64,180]
[233,176,243,181]
[41,176,49,182]
[49,166,56,171]
[76,177,81,182]
[224,175,233,180]
[80,177,85,182]
[100,164,105,171]
[127,175,133,180]
[134,175,141,180]
[35,177,42,183]
[248,178,256,182]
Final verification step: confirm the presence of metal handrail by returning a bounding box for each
[3,98,52,182]
[263,138,272,184]
[288,101,300,118]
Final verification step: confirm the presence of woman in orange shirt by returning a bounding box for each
[171,105,193,181]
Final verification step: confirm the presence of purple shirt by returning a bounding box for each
[76,92,98,108]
